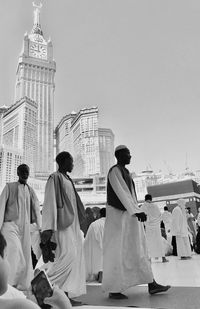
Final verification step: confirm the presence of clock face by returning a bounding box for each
[29,42,47,60]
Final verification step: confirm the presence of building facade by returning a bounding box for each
[0,145,23,189]
[55,107,115,177]
[71,107,100,177]
[55,112,76,156]
[0,106,8,145]
[2,97,38,176]
[98,128,115,176]
[15,2,56,179]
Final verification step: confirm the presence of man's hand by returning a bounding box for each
[44,286,72,309]
[135,212,147,222]
[41,230,53,244]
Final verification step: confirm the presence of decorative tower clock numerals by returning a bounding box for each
[29,42,47,59]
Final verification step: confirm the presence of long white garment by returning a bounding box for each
[197,212,200,227]
[42,174,86,298]
[0,184,34,291]
[0,284,26,299]
[162,237,173,256]
[171,200,191,258]
[102,167,153,293]
[161,211,172,232]
[84,217,105,281]
[30,224,42,260]
[141,202,165,258]
[176,236,191,257]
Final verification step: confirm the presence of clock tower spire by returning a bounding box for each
[32,2,43,36]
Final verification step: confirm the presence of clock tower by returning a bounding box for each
[15,2,56,179]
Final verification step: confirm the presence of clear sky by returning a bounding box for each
[1,0,200,174]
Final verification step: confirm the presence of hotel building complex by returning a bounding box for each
[55,107,115,177]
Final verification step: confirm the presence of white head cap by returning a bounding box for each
[115,145,128,153]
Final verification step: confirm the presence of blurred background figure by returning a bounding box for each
[91,207,101,220]
[161,206,172,236]
[196,208,200,231]
[141,194,168,263]
[186,207,196,249]
[84,208,106,283]
[83,207,96,236]
[194,208,200,254]
[171,199,192,260]
[160,221,173,256]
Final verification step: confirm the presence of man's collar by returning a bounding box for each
[18,180,27,185]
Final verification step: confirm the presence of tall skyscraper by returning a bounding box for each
[55,107,115,177]
[71,107,100,177]
[98,128,115,175]
[2,97,38,176]
[0,145,23,188]
[55,112,76,156]
[0,106,8,145]
[55,107,100,177]
[15,2,56,179]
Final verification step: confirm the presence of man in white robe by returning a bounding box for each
[141,194,168,262]
[171,199,192,259]
[102,145,171,299]
[186,207,196,247]
[0,164,41,291]
[84,208,106,282]
[161,206,172,234]
[41,152,86,305]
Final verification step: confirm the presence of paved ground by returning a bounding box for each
[77,254,200,309]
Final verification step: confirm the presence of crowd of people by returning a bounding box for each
[0,145,200,308]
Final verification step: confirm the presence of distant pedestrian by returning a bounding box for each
[83,207,95,236]
[186,207,196,247]
[161,206,172,234]
[171,199,192,259]
[141,194,168,263]
[196,208,200,230]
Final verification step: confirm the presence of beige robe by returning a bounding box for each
[84,217,105,281]
[42,174,86,298]
[0,184,40,291]
[102,166,153,293]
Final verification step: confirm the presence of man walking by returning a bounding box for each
[0,164,41,291]
[41,151,86,305]
[102,145,170,299]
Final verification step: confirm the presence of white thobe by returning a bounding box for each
[84,217,105,281]
[141,202,165,258]
[171,206,191,258]
[42,174,86,298]
[0,184,34,290]
[102,167,153,293]
[162,237,173,256]
[161,211,172,233]
[197,213,200,228]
